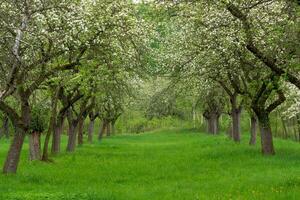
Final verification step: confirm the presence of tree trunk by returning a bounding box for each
[249,116,257,145]
[66,121,78,152]
[78,117,84,146]
[2,115,9,139]
[230,95,241,142]
[231,109,241,142]
[111,120,116,135]
[3,128,26,173]
[258,114,275,155]
[42,89,59,161]
[3,94,30,174]
[88,119,95,143]
[29,132,41,160]
[98,120,107,140]
[227,123,233,138]
[51,116,64,154]
[206,113,219,135]
[106,122,111,137]
[281,117,288,139]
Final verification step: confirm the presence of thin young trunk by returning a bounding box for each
[29,132,41,160]
[88,119,95,143]
[42,89,59,161]
[77,117,84,146]
[2,115,9,139]
[281,117,288,139]
[227,123,233,138]
[249,116,257,145]
[106,122,111,137]
[3,128,26,173]
[98,120,107,140]
[258,114,275,155]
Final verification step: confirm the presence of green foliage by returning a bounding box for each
[29,105,48,133]
[1,130,300,199]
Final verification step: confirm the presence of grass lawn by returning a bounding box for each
[0,129,300,200]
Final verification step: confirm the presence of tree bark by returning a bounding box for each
[51,116,64,154]
[88,119,95,143]
[77,117,84,146]
[42,88,59,161]
[3,128,26,173]
[230,94,241,142]
[29,132,41,160]
[249,116,257,145]
[3,91,30,174]
[258,114,275,155]
[1,115,10,139]
[231,109,241,142]
[66,120,78,152]
[106,122,111,137]
[98,120,107,140]
[111,120,116,135]
[205,113,219,135]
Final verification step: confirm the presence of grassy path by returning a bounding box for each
[0,129,300,199]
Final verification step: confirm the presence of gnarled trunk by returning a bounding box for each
[29,131,41,160]
[249,116,257,145]
[88,119,95,143]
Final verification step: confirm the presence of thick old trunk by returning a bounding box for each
[66,121,78,152]
[29,132,41,160]
[77,118,84,146]
[249,116,257,145]
[88,120,95,143]
[3,128,26,173]
[258,114,275,155]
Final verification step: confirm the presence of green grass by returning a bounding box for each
[0,129,300,200]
